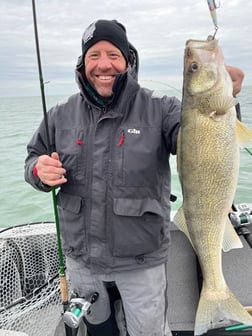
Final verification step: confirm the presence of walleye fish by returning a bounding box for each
[174,38,252,335]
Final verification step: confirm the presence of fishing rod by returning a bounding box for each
[31,4,99,335]
[245,148,252,156]
[31,0,69,328]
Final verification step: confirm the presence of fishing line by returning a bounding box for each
[206,0,220,38]
[31,0,69,319]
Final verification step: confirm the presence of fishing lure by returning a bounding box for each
[207,0,220,38]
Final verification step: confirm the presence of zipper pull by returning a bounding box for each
[76,139,83,145]
[117,130,125,147]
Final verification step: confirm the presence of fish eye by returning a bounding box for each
[189,62,198,73]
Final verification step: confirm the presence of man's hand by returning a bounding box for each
[226,65,245,96]
[35,152,67,186]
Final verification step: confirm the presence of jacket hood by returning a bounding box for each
[75,42,139,107]
[127,42,139,81]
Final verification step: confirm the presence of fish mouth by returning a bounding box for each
[185,38,218,49]
[184,39,223,95]
[185,38,221,64]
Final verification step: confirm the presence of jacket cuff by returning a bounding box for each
[33,164,38,177]
[27,161,51,192]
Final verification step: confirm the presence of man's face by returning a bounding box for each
[85,40,127,97]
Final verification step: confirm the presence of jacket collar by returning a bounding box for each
[76,68,127,109]
[75,62,138,110]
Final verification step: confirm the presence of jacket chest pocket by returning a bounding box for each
[113,126,162,187]
[55,128,87,183]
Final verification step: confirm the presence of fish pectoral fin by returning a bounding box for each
[236,119,252,148]
[173,207,194,248]
[209,110,224,121]
[209,95,237,116]
[222,217,243,252]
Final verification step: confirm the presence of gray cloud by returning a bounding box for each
[0,0,251,96]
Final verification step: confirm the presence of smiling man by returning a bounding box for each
[82,21,129,98]
[84,40,127,97]
[25,19,244,336]
[77,20,130,106]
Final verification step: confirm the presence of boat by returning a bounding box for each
[0,203,251,336]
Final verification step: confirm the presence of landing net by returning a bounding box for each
[0,222,63,336]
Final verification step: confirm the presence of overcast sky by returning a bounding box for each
[1,0,251,97]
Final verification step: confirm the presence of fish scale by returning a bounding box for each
[174,38,252,335]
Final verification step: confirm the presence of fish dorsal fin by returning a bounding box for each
[173,207,195,249]
[208,95,237,116]
[222,217,243,252]
[236,119,252,148]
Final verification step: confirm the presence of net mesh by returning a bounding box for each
[0,222,64,336]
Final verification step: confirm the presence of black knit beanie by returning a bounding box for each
[82,20,130,62]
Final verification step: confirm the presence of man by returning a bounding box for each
[25,20,244,336]
[226,65,244,97]
[226,65,245,121]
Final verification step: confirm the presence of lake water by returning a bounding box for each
[0,86,251,228]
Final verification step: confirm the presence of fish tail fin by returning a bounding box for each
[194,285,252,335]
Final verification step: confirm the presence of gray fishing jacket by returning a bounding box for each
[25,44,181,273]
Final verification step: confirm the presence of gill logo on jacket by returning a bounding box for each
[127,128,140,135]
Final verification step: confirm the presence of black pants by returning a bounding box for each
[84,313,119,336]
[85,283,129,336]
